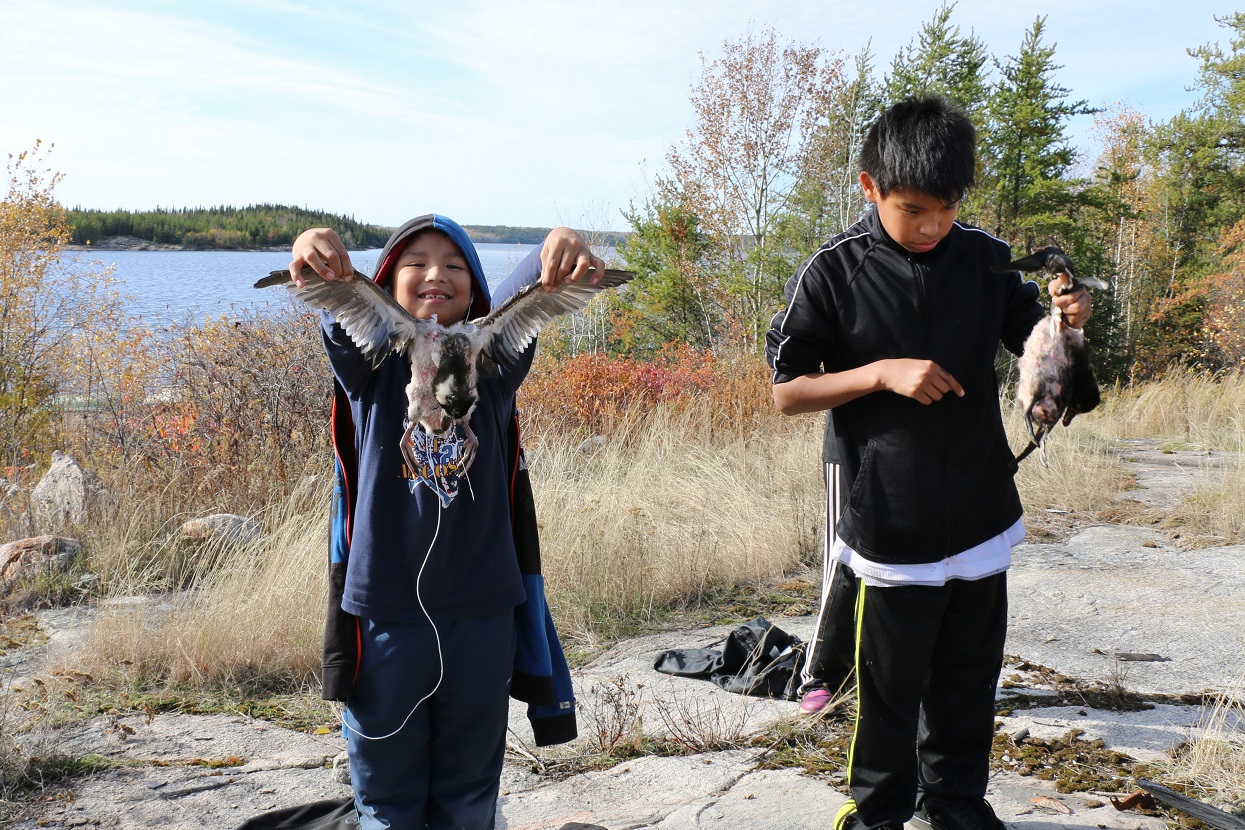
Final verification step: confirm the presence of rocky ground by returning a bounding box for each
[3,441,1243,830]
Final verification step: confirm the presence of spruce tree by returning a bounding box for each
[885,2,990,125]
[978,16,1094,249]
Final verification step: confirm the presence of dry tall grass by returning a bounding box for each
[70,399,823,688]
[528,402,822,641]
[74,476,327,690]
[1081,368,1245,544]
[1005,406,1124,516]
[1096,368,1245,446]
[27,359,1245,703]
[1147,422,1245,547]
[1166,675,1245,815]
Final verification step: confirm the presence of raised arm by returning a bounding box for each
[290,227,355,286]
[492,227,604,305]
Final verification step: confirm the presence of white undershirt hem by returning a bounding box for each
[834,518,1025,587]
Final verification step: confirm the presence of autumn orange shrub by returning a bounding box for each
[33,305,336,583]
[95,309,332,511]
[1196,221,1245,371]
[518,342,776,441]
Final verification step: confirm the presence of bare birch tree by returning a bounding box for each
[666,26,850,350]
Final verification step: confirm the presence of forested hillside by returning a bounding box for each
[64,204,392,249]
[62,207,624,250]
[465,224,628,245]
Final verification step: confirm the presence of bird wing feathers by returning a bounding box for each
[254,267,427,366]
[471,269,634,371]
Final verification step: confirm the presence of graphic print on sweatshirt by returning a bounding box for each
[402,422,468,507]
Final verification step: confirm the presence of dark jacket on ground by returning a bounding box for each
[766,209,1043,565]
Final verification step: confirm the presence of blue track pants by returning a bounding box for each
[344,610,517,830]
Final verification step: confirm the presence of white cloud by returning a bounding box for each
[0,0,1233,227]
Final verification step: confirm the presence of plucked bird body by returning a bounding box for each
[994,246,1107,462]
[1015,316,1099,439]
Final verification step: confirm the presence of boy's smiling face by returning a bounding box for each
[390,229,474,323]
[860,172,961,254]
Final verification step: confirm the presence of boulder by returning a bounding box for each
[331,750,351,784]
[0,534,82,595]
[30,451,105,532]
[178,513,262,547]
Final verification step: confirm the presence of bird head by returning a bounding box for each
[993,245,1108,295]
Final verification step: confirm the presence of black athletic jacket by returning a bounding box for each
[766,209,1044,565]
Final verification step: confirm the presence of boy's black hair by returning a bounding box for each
[859,95,975,204]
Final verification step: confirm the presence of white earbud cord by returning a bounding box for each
[339,501,445,742]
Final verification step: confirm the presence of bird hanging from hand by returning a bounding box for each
[255,266,634,476]
[993,246,1109,465]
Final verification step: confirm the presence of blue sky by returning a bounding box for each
[1,1,1236,230]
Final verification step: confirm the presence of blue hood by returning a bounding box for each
[371,213,491,319]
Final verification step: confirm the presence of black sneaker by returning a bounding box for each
[842,819,903,830]
[837,808,904,830]
[907,798,1005,830]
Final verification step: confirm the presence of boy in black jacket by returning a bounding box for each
[765,96,1091,830]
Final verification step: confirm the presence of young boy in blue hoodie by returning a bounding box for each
[289,218,601,830]
[766,97,1092,830]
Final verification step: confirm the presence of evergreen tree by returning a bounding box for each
[617,198,719,353]
[977,16,1095,248]
[1138,13,1245,373]
[885,2,990,125]
[1149,12,1245,276]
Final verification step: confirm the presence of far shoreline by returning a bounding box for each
[62,235,546,253]
[63,235,367,253]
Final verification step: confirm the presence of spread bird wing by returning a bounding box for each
[254,267,427,366]
[470,269,634,373]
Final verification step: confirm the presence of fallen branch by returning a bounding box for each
[1138,780,1245,830]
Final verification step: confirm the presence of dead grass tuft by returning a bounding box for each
[651,685,753,752]
[1095,368,1245,447]
[1006,406,1125,516]
[71,477,328,692]
[1165,675,1245,816]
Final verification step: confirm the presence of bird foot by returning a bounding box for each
[459,422,479,473]
[400,422,421,476]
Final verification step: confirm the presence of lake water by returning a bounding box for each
[73,243,540,327]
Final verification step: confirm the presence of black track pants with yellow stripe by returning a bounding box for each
[838,572,1007,830]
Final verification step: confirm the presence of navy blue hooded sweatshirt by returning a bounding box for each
[320,214,576,746]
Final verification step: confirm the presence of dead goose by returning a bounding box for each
[994,247,1109,465]
[255,266,634,474]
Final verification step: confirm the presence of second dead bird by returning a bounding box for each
[995,246,1108,464]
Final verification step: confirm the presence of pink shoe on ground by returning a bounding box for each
[800,688,832,714]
